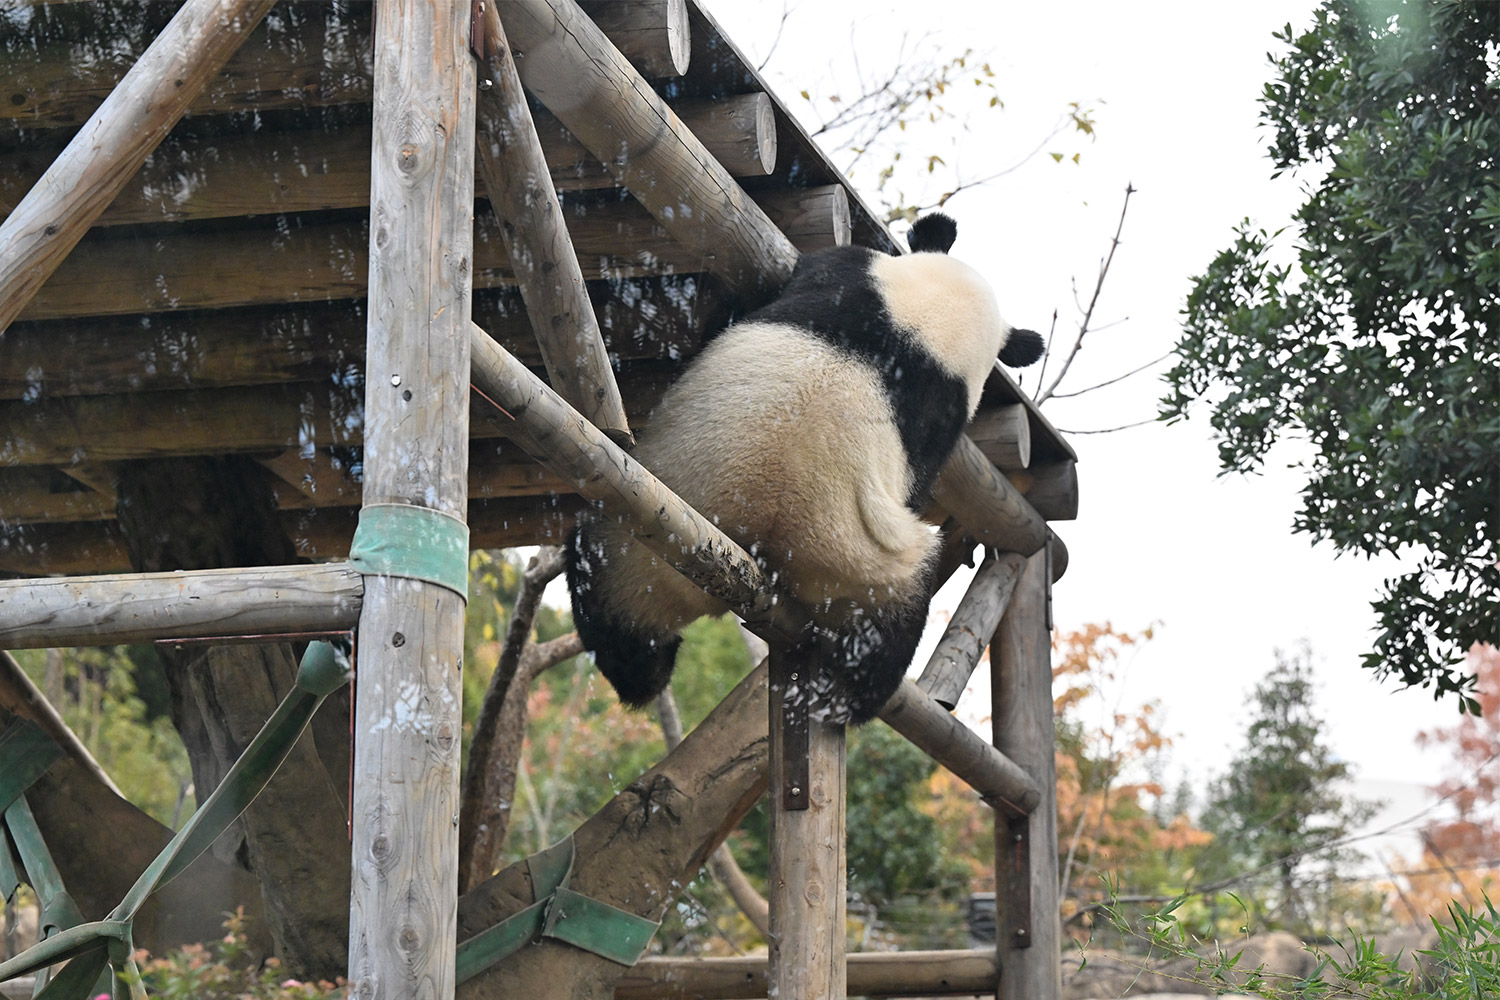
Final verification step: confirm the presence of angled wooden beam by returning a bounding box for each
[879,678,1040,816]
[916,551,1029,709]
[469,321,807,646]
[0,563,363,650]
[476,2,631,445]
[0,0,278,333]
[500,0,798,301]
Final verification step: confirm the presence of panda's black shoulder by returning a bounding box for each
[746,246,882,334]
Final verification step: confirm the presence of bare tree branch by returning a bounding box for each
[1035,183,1136,406]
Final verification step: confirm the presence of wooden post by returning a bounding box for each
[917,551,1028,709]
[348,3,474,1000]
[0,0,277,333]
[475,2,632,446]
[767,645,846,1000]
[993,551,1061,1000]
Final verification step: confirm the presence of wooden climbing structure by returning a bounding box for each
[0,2,1078,997]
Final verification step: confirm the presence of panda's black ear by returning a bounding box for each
[999,328,1045,368]
[907,213,957,254]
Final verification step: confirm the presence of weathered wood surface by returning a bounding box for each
[0,279,712,400]
[476,2,631,445]
[768,645,846,1000]
[933,434,1049,555]
[970,403,1032,470]
[500,0,798,300]
[614,948,1000,999]
[578,0,690,78]
[0,562,362,649]
[16,189,832,322]
[917,552,1028,709]
[457,660,772,999]
[1009,459,1080,521]
[469,321,809,644]
[0,0,278,332]
[0,101,778,228]
[993,552,1063,1000]
[879,678,1039,816]
[347,2,474,998]
[0,3,372,128]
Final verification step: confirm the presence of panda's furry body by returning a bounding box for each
[565,213,1044,723]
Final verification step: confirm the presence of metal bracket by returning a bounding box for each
[1001,814,1032,949]
[771,649,810,812]
[469,0,487,61]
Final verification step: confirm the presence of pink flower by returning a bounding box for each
[281,980,303,989]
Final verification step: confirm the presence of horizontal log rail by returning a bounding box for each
[878,679,1041,817]
[0,98,778,229]
[614,948,999,999]
[17,188,838,323]
[0,278,715,401]
[0,562,362,650]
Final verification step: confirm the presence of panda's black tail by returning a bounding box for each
[564,522,682,708]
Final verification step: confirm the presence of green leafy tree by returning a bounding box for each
[1163,0,1499,705]
[1197,649,1379,935]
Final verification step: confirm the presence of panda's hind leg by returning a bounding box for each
[816,571,935,725]
[564,522,682,708]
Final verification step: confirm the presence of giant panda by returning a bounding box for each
[565,212,1045,723]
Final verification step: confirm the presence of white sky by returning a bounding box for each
[702,0,1467,846]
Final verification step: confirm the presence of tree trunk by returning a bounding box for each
[114,455,351,978]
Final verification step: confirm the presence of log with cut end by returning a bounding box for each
[970,403,1032,470]
[499,0,798,300]
[476,1,630,445]
[1009,459,1080,521]
[916,551,1028,709]
[577,0,690,78]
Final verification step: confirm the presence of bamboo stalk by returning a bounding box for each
[476,2,631,446]
[0,563,363,649]
[0,0,278,333]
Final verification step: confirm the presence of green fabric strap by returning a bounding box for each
[348,503,469,600]
[455,837,661,982]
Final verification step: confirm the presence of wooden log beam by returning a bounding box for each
[17,189,826,322]
[767,645,846,1000]
[916,552,1028,709]
[993,552,1062,999]
[0,97,778,228]
[578,0,690,78]
[477,2,631,446]
[469,321,807,645]
[0,562,362,649]
[499,0,798,301]
[0,279,711,401]
[613,948,1000,999]
[933,435,1048,555]
[347,3,475,999]
[0,0,278,333]
[1008,459,1080,521]
[878,678,1039,816]
[969,404,1031,470]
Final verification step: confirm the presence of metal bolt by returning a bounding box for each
[790,672,799,681]
[790,786,802,797]
[480,79,493,90]
[390,374,402,386]
[1016,928,1028,937]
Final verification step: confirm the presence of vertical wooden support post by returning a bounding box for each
[348,3,475,1000]
[993,551,1061,1000]
[768,646,847,1000]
